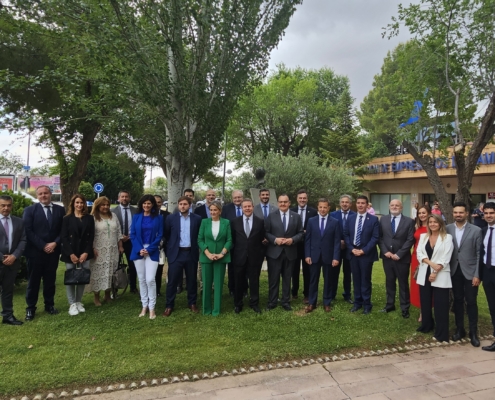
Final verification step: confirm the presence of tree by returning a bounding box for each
[78,181,95,201]
[144,177,168,199]
[0,150,23,175]
[379,0,495,220]
[227,66,349,166]
[234,152,358,207]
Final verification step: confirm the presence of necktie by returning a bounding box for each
[45,206,53,228]
[245,218,251,237]
[299,208,305,226]
[320,217,325,236]
[282,213,287,232]
[355,215,363,247]
[236,207,241,217]
[391,216,396,234]
[487,227,494,268]
[343,211,348,228]
[263,205,268,219]
[123,207,129,236]
[2,217,9,249]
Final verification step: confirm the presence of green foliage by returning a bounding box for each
[78,181,95,201]
[0,190,32,217]
[144,177,168,199]
[0,150,23,175]
[234,152,358,206]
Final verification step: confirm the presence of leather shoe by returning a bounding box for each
[379,306,396,313]
[251,306,261,314]
[45,306,59,315]
[324,305,331,313]
[402,310,410,319]
[188,304,199,314]
[303,297,309,304]
[177,286,183,294]
[350,306,362,313]
[282,304,292,311]
[234,306,242,314]
[265,306,276,311]
[363,309,371,315]
[452,329,466,341]
[305,305,316,313]
[2,315,23,326]
[482,342,495,352]
[344,298,353,304]
[469,332,480,347]
[162,308,173,317]
[25,310,35,321]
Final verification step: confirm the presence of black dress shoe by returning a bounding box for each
[45,306,59,315]
[469,332,480,347]
[176,286,183,294]
[363,309,371,315]
[402,310,410,319]
[344,298,353,304]
[25,310,35,321]
[2,316,23,325]
[417,325,434,333]
[452,329,466,341]
[350,306,362,313]
[234,306,242,314]
[251,306,261,314]
[482,342,495,352]
[379,306,396,313]
[265,305,276,311]
[282,304,292,311]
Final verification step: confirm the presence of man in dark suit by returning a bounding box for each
[378,199,415,318]
[480,202,495,351]
[231,198,266,314]
[344,195,379,314]
[290,189,317,302]
[111,190,138,293]
[330,195,355,304]
[447,202,482,346]
[163,196,202,316]
[304,198,341,313]
[0,195,27,325]
[194,189,217,219]
[253,188,277,220]
[222,190,244,296]
[154,195,170,297]
[265,194,303,311]
[23,185,65,320]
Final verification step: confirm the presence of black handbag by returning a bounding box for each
[64,263,91,285]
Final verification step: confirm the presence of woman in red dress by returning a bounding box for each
[410,205,430,320]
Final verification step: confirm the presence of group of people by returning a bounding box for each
[1,186,495,353]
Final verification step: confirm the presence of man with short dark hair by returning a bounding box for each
[447,201,482,346]
[480,202,495,351]
[254,189,277,219]
[1,195,27,325]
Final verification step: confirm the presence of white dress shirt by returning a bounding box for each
[483,225,495,266]
[454,221,468,247]
[354,213,367,245]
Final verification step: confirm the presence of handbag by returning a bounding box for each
[112,255,129,292]
[64,263,91,285]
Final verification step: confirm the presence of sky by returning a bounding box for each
[0,0,411,177]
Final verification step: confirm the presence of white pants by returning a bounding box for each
[134,256,159,310]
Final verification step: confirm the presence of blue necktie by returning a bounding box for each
[282,213,287,232]
[355,215,363,247]
[391,216,396,234]
[236,207,241,217]
[320,217,325,236]
[263,205,268,219]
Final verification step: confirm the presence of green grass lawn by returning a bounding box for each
[1,260,493,397]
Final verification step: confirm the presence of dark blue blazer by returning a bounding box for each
[23,203,65,257]
[130,213,163,262]
[194,204,208,219]
[221,203,242,221]
[330,209,356,240]
[343,213,379,262]
[305,215,341,264]
[164,212,202,264]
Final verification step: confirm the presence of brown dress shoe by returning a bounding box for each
[303,297,309,304]
[305,305,316,313]
[162,308,173,317]
[189,304,199,313]
[324,305,331,313]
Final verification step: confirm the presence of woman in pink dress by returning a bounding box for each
[410,205,430,321]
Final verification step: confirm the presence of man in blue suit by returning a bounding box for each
[344,195,379,314]
[304,198,341,313]
[23,185,65,321]
[163,196,202,316]
[330,195,356,304]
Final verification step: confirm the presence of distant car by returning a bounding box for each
[87,201,94,206]
[196,200,205,207]
[14,191,39,203]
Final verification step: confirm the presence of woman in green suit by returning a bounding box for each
[198,200,233,316]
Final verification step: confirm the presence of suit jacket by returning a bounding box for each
[231,215,266,266]
[343,213,379,262]
[194,204,209,219]
[23,202,65,257]
[446,222,482,280]
[164,212,202,264]
[111,205,138,235]
[198,218,233,264]
[60,214,95,263]
[379,214,415,263]
[253,203,277,219]
[221,203,243,221]
[416,233,454,288]
[264,210,303,260]
[304,215,341,264]
[330,209,356,241]
[0,215,26,261]
[479,225,495,282]
[290,206,317,230]
[129,213,163,262]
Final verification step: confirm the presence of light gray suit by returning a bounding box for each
[0,215,27,318]
[446,222,482,334]
[254,203,277,220]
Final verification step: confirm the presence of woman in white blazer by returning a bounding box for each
[416,214,454,342]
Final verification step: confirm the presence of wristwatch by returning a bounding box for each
[221,250,227,255]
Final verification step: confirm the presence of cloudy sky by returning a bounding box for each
[1,0,411,173]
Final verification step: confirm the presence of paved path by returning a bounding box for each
[86,339,495,400]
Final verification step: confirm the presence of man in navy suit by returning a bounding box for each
[163,196,202,316]
[480,202,495,351]
[304,198,341,313]
[23,185,65,321]
[290,189,317,303]
[344,195,379,314]
[330,195,356,304]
